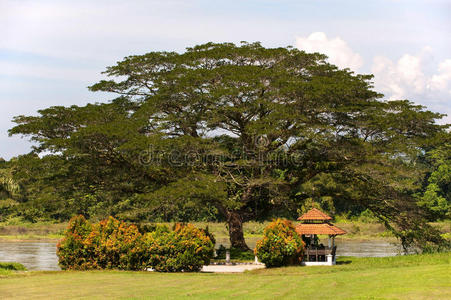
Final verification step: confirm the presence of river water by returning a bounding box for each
[0,239,403,271]
[0,241,60,271]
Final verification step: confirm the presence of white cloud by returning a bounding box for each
[372,51,451,100]
[371,51,451,123]
[429,59,451,93]
[296,32,450,123]
[372,54,426,99]
[295,32,363,71]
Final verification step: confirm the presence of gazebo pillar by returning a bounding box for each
[332,235,336,264]
[328,235,336,248]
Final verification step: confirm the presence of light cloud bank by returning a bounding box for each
[296,32,451,123]
[429,59,451,93]
[296,32,363,71]
[371,51,451,113]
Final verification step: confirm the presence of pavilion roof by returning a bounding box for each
[295,223,346,236]
[297,208,332,221]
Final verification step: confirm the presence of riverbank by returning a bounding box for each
[0,220,449,244]
[0,222,66,242]
[1,253,449,299]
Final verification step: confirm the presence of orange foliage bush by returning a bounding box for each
[255,218,304,267]
[57,216,214,271]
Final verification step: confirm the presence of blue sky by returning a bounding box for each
[1,0,450,159]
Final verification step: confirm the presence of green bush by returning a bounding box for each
[255,219,304,267]
[357,209,379,223]
[0,262,27,271]
[57,216,214,271]
[147,223,214,272]
[90,217,148,270]
[56,215,95,270]
[57,215,147,270]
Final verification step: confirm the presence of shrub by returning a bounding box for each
[146,223,214,272]
[86,216,148,270]
[0,262,27,271]
[57,216,215,272]
[358,209,378,223]
[57,215,95,270]
[57,215,147,270]
[254,219,304,267]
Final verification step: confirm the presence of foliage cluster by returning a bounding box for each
[57,215,214,272]
[418,143,451,220]
[0,262,27,271]
[146,223,215,272]
[255,219,304,267]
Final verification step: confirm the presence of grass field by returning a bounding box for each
[1,253,450,299]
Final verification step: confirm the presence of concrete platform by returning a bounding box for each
[201,264,265,273]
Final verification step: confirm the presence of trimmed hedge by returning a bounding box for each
[255,218,305,267]
[57,216,214,272]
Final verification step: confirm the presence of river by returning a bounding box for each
[0,239,403,271]
[0,241,60,271]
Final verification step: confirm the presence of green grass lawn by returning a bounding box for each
[1,253,450,299]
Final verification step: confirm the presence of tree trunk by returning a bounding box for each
[227,210,250,251]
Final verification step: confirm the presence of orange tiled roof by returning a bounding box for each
[297,208,332,221]
[295,223,346,235]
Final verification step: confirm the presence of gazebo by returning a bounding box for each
[295,208,346,266]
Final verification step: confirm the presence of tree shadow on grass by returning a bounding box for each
[336,260,352,265]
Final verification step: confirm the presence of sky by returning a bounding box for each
[1,0,450,159]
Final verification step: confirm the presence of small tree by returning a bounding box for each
[418,143,451,220]
[255,219,304,267]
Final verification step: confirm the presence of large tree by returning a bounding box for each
[10,42,448,250]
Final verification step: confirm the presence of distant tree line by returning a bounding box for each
[1,42,449,250]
